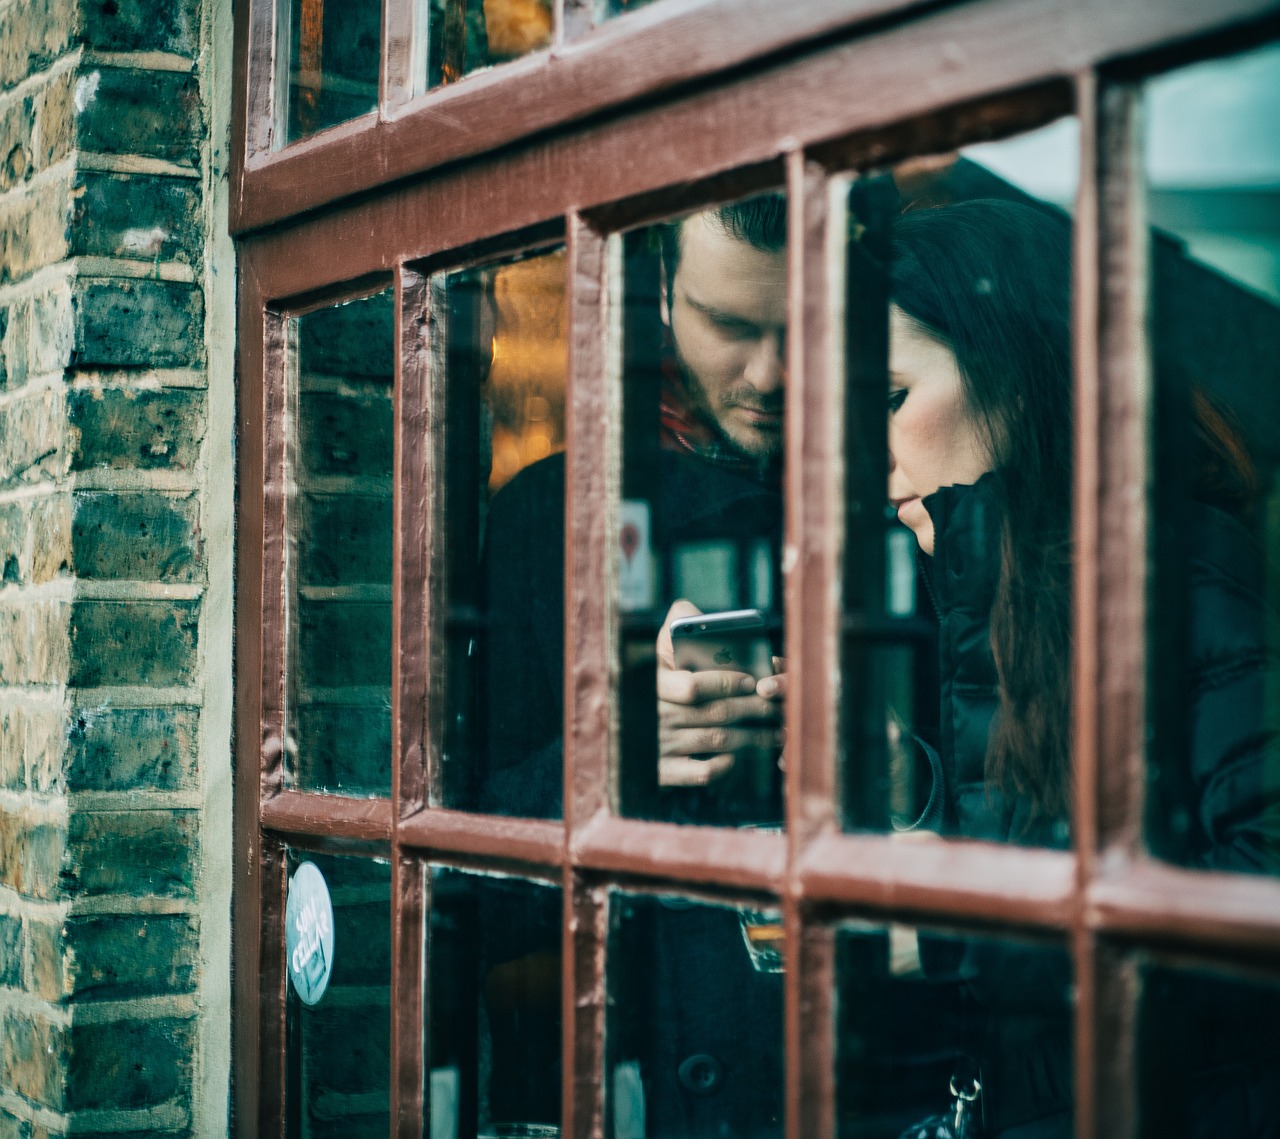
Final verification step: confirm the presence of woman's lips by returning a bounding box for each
[892,496,920,521]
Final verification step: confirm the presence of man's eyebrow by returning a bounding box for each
[685,295,756,324]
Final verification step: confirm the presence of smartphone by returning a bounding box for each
[670,609,774,681]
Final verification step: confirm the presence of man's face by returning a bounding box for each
[668,212,787,460]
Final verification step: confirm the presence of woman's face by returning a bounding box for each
[887,306,992,555]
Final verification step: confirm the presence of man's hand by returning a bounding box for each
[656,600,784,787]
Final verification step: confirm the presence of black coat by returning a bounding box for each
[477,446,786,1136]
[920,475,1280,1136]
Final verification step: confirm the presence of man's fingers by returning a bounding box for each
[660,693,778,728]
[659,754,736,787]
[657,599,703,669]
[659,726,785,757]
[658,667,757,706]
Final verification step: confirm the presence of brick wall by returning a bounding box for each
[0,0,231,1135]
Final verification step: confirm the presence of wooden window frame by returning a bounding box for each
[231,0,1280,1135]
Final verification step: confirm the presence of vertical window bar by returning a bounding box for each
[258,838,290,1138]
[392,850,425,1136]
[384,0,427,107]
[397,268,431,817]
[263,309,292,802]
[566,872,608,1138]
[423,271,451,807]
[792,913,836,1139]
[566,214,616,830]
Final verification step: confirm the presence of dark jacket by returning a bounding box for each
[477,446,786,1136]
[920,474,1280,1136]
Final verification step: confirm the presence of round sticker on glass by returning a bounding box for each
[285,861,334,1006]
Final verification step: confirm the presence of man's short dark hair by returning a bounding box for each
[660,192,788,292]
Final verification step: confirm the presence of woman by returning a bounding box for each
[885,198,1279,1136]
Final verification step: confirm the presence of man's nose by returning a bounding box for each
[744,330,786,393]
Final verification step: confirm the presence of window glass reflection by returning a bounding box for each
[426,0,553,89]
[285,852,392,1138]
[1138,961,1280,1136]
[441,247,568,817]
[615,194,788,828]
[836,923,1073,1138]
[607,892,784,1137]
[282,0,381,145]
[841,120,1077,849]
[286,290,394,797]
[1143,43,1280,875]
[427,868,562,1137]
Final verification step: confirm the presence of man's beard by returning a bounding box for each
[674,353,784,464]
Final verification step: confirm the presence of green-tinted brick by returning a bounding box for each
[75,67,202,167]
[71,172,201,265]
[67,1016,193,1111]
[73,278,204,368]
[295,704,391,796]
[63,914,198,1000]
[64,809,197,899]
[298,493,392,586]
[72,491,200,581]
[0,914,20,986]
[69,387,204,471]
[299,391,393,478]
[66,704,199,791]
[0,1103,33,1138]
[298,599,391,688]
[70,599,199,687]
[80,0,202,56]
[299,293,394,379]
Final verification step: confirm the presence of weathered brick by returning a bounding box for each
[81,0,202,56]
[63,914,198,999]
[72,491,200,581]
[0,385,66,490]
[0,0,75,93]
[69,387,203,471]
[0,1102,32,1139]
[3,282,77,388]
[0,810,66,900]
[0,1008,68,1110]
[64,809,197,898]
[0,173,72,285]
[0,598,71,685]
[69,599,199,686]
[71,171,201,265]
[25,700,69,793]
[73,278,204,368]
[0,913,21,986]
[298,599,391,688]
[25,915,65,1001]
[65,704,199,791]
[67,1016,193,1111]
[299,493,392,586]
[300,391,394,478]
[75,67,202,167]
[0,496,71,587]
[0,703,23,788]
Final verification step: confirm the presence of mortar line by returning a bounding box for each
[81,49,198,74]
[0,45,83,111]
[0,154,77,208]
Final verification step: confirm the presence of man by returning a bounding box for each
[481,194,790,820]
[476,196,790,1137]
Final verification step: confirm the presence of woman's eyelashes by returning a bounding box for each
[887,387,907,413]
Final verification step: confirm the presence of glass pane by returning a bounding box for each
[425,0,553,90]
[281,0,381,145]
[285,851,392,1138]
[442,247,568,816]
[426,868,562,1137]
[286,289,394,796]
[1143,43,1280,875]
[614,194,788,827]
[840,117,1078,848]
[596,0,661,19]
[1138,961,1280,1136]
[607,892,784,1137]
[836,923,1073,1137]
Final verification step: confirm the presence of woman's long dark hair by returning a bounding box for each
[892,200,1075,819]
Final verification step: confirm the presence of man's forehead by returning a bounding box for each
[675,213,787,320]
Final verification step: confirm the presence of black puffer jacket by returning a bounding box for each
[920,474,1280,1136]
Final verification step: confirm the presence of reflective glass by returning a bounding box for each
[440,247,568,816]
[285,851,392,1138]
[606,892,784,1137]
[1143,43,1280,875]
[426,868,562,1137]
[1138,961,1280,1136]
[286,290,394,796]
[425,0,553,90]
[614,194,788,827]
[596,0,661,18]
[282,0,381,145]
[839,118,1078,849]
[836,922,1073,1137]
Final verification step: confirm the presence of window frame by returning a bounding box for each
[231,0,1280,1135]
